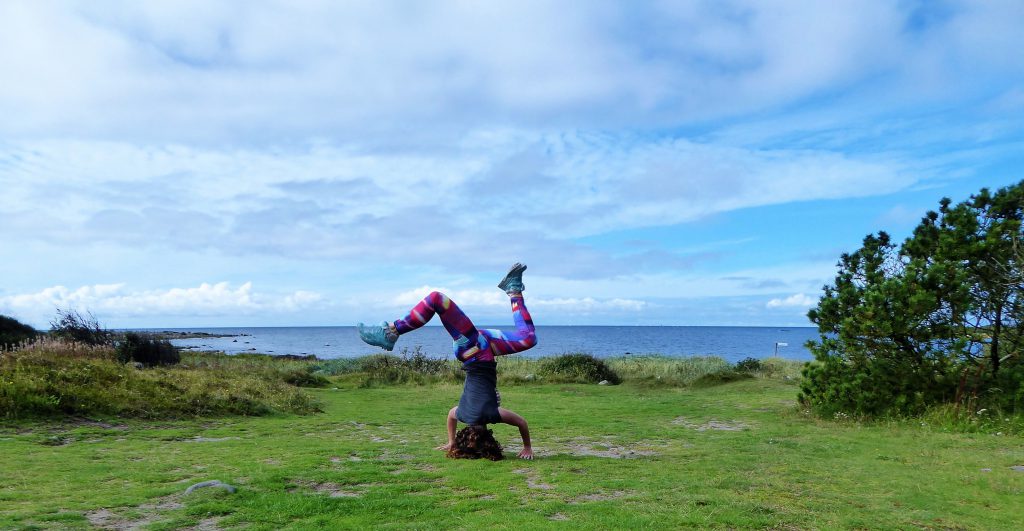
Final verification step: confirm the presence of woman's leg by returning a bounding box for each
[484,294,537,356]
[393,291,485,361]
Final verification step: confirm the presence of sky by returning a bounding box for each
[1,0,1023,330]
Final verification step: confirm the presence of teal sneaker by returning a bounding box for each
[358,321,398,351]
[497,262,527,294]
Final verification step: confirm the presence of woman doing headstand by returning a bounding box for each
[358,263,537,460]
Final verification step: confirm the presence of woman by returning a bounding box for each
[358,263,536,460]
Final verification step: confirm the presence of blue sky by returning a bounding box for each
[1,0,1022,329]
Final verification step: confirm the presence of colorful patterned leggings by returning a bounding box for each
[393,291,537,363]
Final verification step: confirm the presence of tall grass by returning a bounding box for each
[1,340,322,419]
[313,347,463,387]
[314,350,806,387]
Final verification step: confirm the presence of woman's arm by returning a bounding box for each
[498,407,532,459]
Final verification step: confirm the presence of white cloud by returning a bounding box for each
[1,2,1019,139]
[0,282,325,326]
[391,286,508,308]
[530,297,647,312]
[0,133,910,266]
[496,133,911,236]
[766,293,817,309]
[389,286,645,314]
[875,204,928,230]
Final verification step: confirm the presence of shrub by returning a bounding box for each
[357,347,460,386]
[757,357,805,380]
[692,369,753,387]
[538,353,621,384]
[735,357,763,373]
[280,367,331,388]
[116,332,181,366]
[798,350,958,418]
[311,357,365,376]
[0,315,37,349]
[49,309,111,346]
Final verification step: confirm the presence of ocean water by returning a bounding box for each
[159,326,820,363]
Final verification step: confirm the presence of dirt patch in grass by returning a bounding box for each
[557,437,659,459]
[548,512,570,521]
[569,490,629,503]
[189,516,223,530]
[513,468,555,490]
[84,508,120,528]
[138,495,184,511]
[84,494,183,529]
[671,417,750,431]
[184,436,241,443]
[69,418,130,431]
[288,479,377,498]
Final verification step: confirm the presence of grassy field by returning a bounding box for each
[2,375,1023,529]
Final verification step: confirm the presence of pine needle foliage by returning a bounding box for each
[803,180,1024,417]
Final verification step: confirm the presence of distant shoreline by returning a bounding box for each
[147,330,250,340]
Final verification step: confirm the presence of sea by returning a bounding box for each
[157,326,820,363]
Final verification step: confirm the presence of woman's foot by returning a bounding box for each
[498,263,527,294]
[358,321,399,351]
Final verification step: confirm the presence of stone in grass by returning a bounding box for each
[1011,466,1024,472]
[185,480,237,495]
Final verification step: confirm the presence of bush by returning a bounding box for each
[692,369,753,387]
[0,315,37,349]
[116,332,181,366]
[538,353,621,384]
[735,357,763,373]
[280,367,331,388]
[798,354,957,417]
[357,347,460,386]
[49,309,111,346]
[311,357,365,376]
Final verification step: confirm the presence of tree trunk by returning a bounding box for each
[991,305,1002,376]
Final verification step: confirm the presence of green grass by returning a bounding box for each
[2,375,1022,529]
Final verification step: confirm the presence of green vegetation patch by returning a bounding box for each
[1,341,322,419]
[537,352,621,384]
[0,315,38,350]
[313,351,804,389]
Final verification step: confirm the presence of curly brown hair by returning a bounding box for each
[446,425,504,461]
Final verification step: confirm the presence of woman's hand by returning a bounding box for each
[517,447,533,460]
[435,442,451,451]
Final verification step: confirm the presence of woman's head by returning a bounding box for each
[446,425,504,461]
